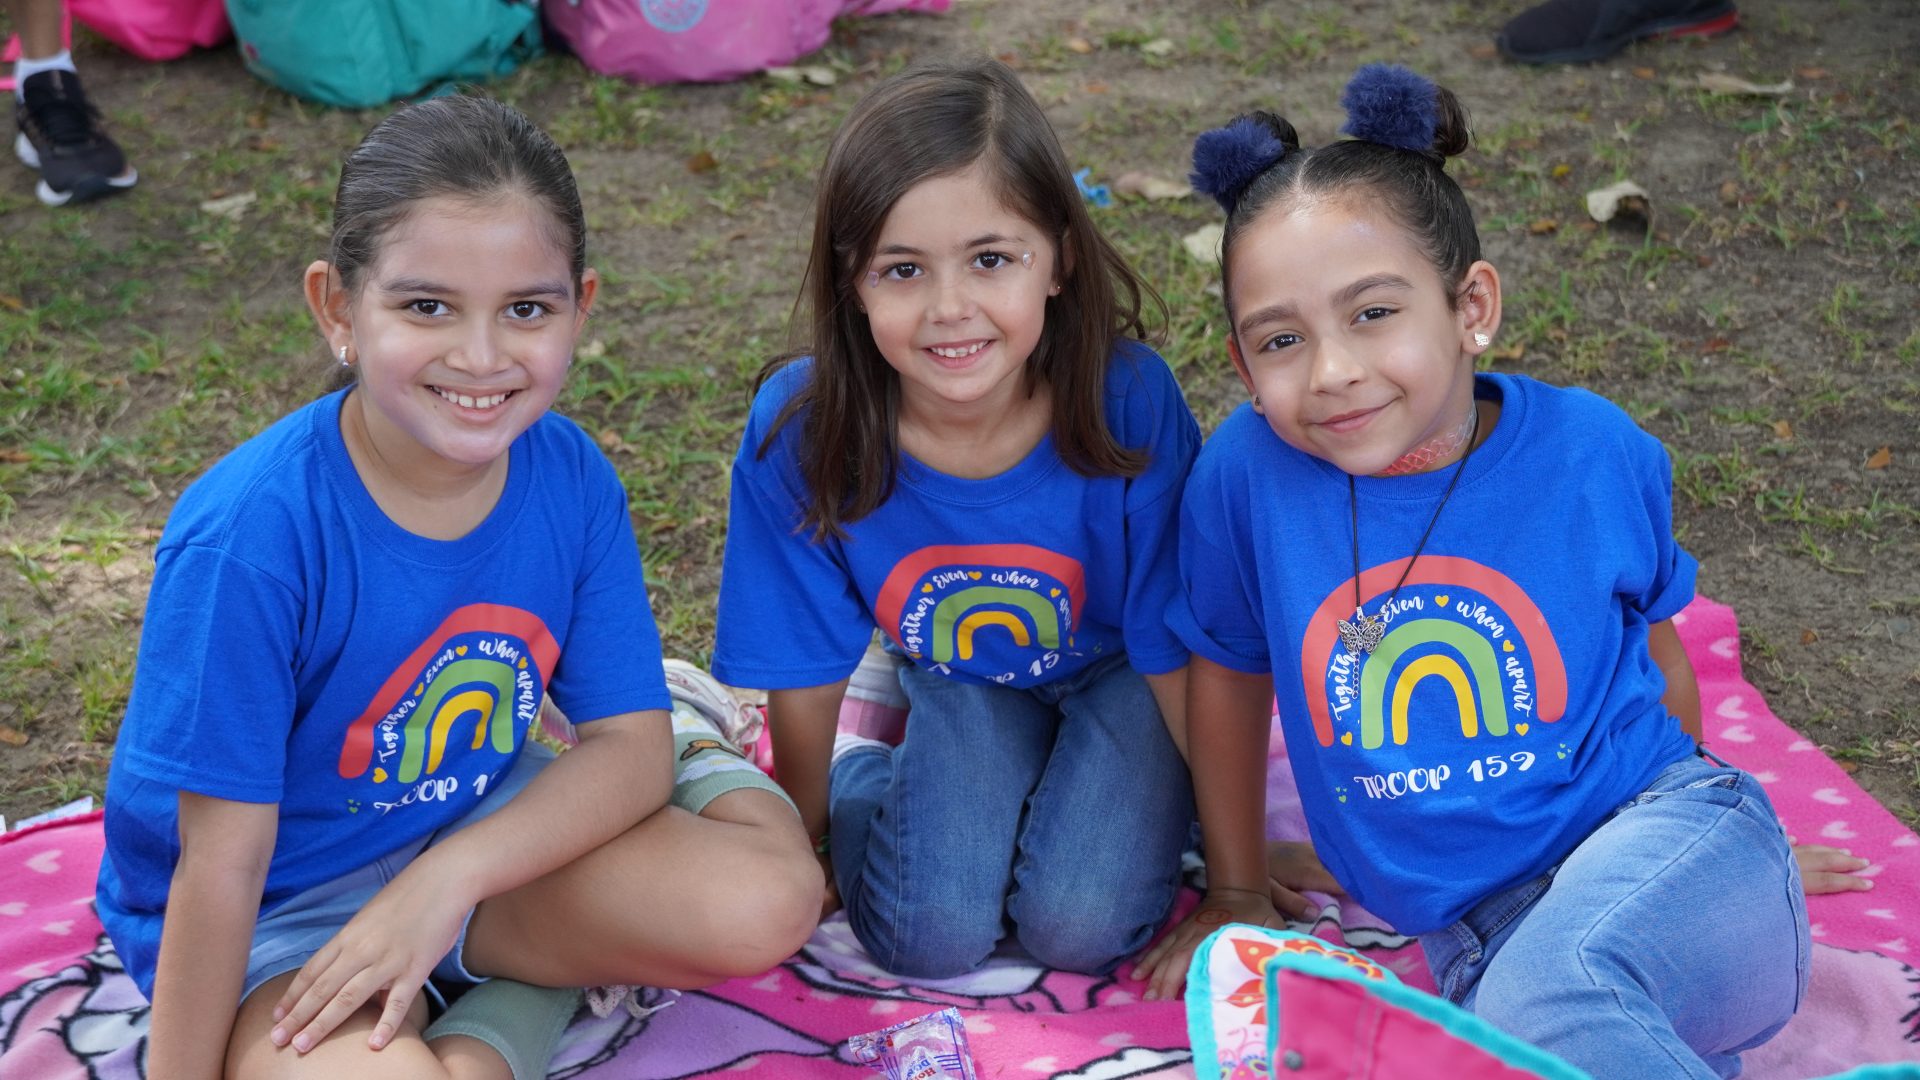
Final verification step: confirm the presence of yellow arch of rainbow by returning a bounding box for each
[1359,619,1509,750]
[956,611,1030,660]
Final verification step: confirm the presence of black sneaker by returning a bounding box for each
[1497,0,1739,64]
[14,69,138,206]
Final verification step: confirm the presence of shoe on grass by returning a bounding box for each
[14,69,137,206]
[1497,0,1738,64]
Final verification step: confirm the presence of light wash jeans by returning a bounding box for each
[829,653,1193,979]
[1419,754,1810,1078]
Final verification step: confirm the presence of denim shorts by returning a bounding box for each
[241,744,555,1003]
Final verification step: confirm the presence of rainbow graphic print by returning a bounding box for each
[1302,556,1568,765]
[875,544,1088,686]
[336,604,559,815]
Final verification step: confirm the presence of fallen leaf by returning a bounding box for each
[1794,66,1829,80]
[685,150,718,174]
[199,191,258,219]
[0,725,25,747]
[1718,180,1740,206]
[1865,446,1892,470]
[997,51,1023,68]
[1469,42,1497,60]
[1696,72,1794,97]
[1695,254,1714,268]
[1138,38,1176,57]
[1527,218,1560,235]
[1084,80,1110,94]
[1551,163,1572,179]
[1112,171,1191,200]
[0,292,22,311]
[577,339,608,360]
[1800,628,1818,645]
[1632,66,1657,80]
[1585,179,1652,225]
[1181,223,1224,265]
[597,429,624,451]
[1066,36,1094,54]
[1836,759,1860,775]
[1772,419,1794,440]
[1834,198,1850,213]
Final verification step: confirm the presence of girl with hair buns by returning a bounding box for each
[1134,65,1806,1077]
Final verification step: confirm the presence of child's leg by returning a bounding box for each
[831,664,1057,978]
[225,970,504,1080]
[1448,758,1807,1078]
[1005,658,1192,973]
[455,764,820,989]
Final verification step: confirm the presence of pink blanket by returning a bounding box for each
[3,598,1915,1077]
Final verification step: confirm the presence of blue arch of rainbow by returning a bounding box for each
[1356,620,1509,749]
[930,587,1060,663]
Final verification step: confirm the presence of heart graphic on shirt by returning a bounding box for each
[1502,640,1515,652]
[415,682,426,696]
[1341,732,1353,746]
[1714,696,1750,720]
[1718,725,1755,743]
[0,902,24,917]
[1515,723,1529,735]
[518,657,527,669]
[921,584,933,593]
[455,646,468,656]
[1050,588,1060,598]
[24,851,60,875]
[1435,594,1450,607]
[968,571,982,579]
[372,768,388,783]
[1811,788,1850,806]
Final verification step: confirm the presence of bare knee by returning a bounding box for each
[683,841,821,981]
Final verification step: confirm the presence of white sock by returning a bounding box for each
[832,732,889,765]
[13,50,77,98]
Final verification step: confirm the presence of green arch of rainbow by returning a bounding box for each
[930,587,1060,664]
[1301,556,1568,748]
[1357,620,1509,749]
[398,659,516,783]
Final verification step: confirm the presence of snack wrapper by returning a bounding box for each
[847,1006,979,1080]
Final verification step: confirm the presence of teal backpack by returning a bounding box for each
[225,0,541,108]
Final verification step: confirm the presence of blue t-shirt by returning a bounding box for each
[713,341,1199,691]
[97,391,672,997]
[1169,373,1699,935]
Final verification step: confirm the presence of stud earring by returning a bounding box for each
[1474,333,1491,348]
[337,345,351,367]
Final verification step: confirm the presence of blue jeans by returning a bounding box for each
[829,654,1193,979]
[1419,755,1810,1078]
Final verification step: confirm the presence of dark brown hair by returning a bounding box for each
[1218,88,1478,317]
[758,58,1163,539]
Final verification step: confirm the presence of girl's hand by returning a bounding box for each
[1131,889,1282,1003]
[1789,839,1873,895]
[1267,840,1342,920]
[269,861,471,1054]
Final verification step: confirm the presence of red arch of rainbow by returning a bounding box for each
[1300,556,1567,748]
[336,603,561,779]
[874,544,1086,651]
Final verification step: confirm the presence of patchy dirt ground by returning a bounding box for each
[1,0,1915,825]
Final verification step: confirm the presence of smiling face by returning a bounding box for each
[857,163,1058,425]
[1225,197,1498,477]
[315,194,597,482]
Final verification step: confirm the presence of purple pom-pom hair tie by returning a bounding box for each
[1191,117,1288,214]
[1339,63,1439,154]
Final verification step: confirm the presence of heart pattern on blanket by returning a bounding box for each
[23,850,61,875]
[1716,696,1752,720]
[1812,788,1851,806]
[1720,724,1755,743]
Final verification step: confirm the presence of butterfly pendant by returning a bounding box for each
[1337,607,1385,656]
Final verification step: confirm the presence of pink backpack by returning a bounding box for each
[544,0,950,85]
[70,0,229,60]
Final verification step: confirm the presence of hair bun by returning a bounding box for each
[1339,63,1443,155]
[1191,113,1294,214]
